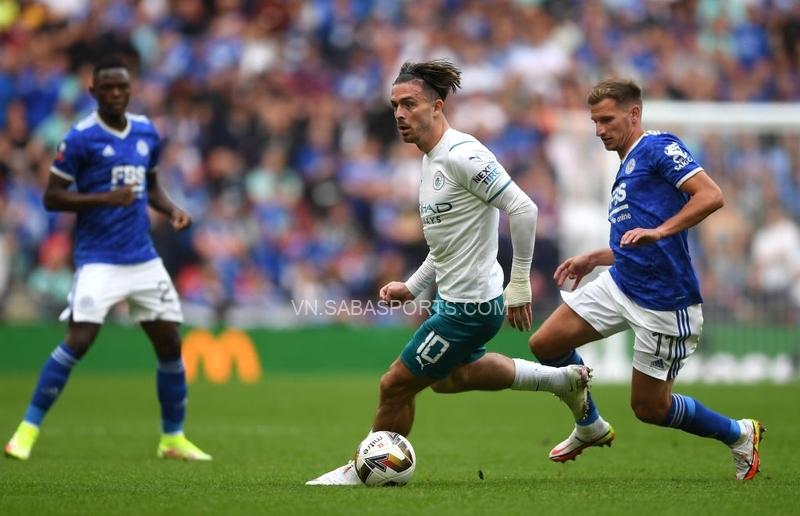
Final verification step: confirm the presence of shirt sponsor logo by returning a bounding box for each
[471,161,502,188]
[664,142,693,170]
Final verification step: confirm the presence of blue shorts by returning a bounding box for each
[400,294,505,380]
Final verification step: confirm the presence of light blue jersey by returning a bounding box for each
[50,112,160,267]
[607,131,703,311]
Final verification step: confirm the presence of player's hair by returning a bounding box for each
[93,55,129,77]
[588,79,642,107]
[394,60,461,101]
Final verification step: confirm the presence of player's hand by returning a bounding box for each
[106,186,136,207]
[554,254,594,291]
[506,303,532,332]
[504,280,532,331]
[170,208,192,231]
[379,281,415,302]
[620,227,663,247]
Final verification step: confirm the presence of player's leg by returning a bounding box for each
[429,352,591,419]
[307,296,498,485]
[373,359,436,435]
[132,259,210,461]
[629,305,764,480]
[4,263,121,460]
[529,272,629,461]
[4,319,100,461]
[530,304,617,461]
[307,357,435,485]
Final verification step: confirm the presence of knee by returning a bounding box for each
[528,332,550,360]
[379,370,413,403]
[630,397,671,425]
[65,330,97,357]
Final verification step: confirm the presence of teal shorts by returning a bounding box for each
[400,294,505,380]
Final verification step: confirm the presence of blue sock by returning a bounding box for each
[664,394,740,445]
[23,343,79,426]
[157,358,187,434]
[539,350,599,425]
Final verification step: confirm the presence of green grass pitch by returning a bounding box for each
[1,374,798,515]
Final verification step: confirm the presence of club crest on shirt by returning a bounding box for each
[136,139,149,156]
[625,159,635,174]
[433,170,445,190]
[55,142,66,161]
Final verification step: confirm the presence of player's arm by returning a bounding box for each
[620,171,723,247]
[146,169,192,231]
[380,253,435,303]
[451,146,536,331]
[490,182,538,332]
[43,173,135,211]
[554,248,614,291]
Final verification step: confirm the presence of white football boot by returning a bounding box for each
[306,460,362,486]
[730,419,765,481]
[549,417,615,463]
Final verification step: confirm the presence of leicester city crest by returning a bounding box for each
[625,158,635,174]
[433,171,445,190]
[136,139,149,156]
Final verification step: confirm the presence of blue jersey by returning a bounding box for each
[50,112,161,267]
[607,131,703,311]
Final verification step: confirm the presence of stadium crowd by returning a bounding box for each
[1,0,799,327]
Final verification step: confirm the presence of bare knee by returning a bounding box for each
[631,397,671,425]
[529,332,558,361]
[65,322,100,357]
[379,370,415,404]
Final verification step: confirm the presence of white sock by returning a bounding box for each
[510,358,570,393]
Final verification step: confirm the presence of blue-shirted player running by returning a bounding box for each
[529,79,764,480]
[4,56,210,461]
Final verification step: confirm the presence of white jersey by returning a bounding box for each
[419,128,514,302]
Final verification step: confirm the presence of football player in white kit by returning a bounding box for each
[529,79,764,480]
[307,60,590,485]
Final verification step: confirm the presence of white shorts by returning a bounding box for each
[562,270,702,381]
[60,258,183,324]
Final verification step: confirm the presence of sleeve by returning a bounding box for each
[148,126,162,171]
[404,252,436,298]
[491,183,538,284]
[653,133,704,188]
[50,129,83,182]
[449,145,514,204]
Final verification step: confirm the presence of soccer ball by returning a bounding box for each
[355,431,416,486]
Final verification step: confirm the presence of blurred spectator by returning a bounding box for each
[0,0,799,328]
[26,231,71,318]
[748,203,800,324]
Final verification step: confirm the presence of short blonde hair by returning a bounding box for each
[588,79,642,107]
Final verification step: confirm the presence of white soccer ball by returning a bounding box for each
[355,431,416,486]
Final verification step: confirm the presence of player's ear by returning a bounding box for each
[432,98,444,114]
[629,103,641,124]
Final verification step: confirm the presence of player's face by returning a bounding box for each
[390,81,437,147]
[590,98,637,153]
[91,68,131,117]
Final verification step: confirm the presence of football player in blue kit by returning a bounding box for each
[529,79,764,480]
[5,56,211,461]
